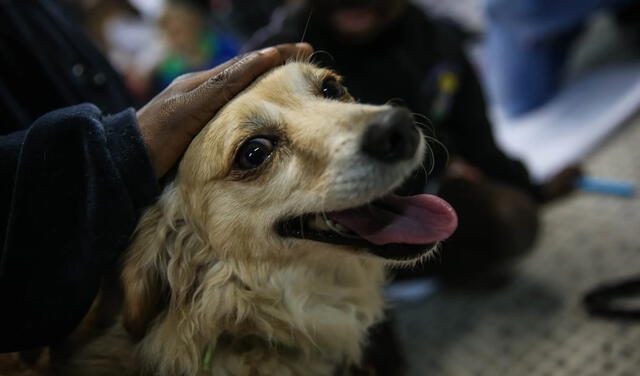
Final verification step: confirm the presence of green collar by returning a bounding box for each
[201,342,214,371]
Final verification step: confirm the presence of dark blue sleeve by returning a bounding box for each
[0,104,159,351]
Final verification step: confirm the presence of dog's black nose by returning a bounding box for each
[362,107,418,163]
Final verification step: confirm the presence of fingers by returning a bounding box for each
[174,55,245,91]
[272,42,314,62]
[177,43,313,92]
[542,164,583,202]
[183,43,313,124]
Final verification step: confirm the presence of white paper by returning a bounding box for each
[491,61,640,183]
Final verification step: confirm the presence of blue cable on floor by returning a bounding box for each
[577,176,636,198]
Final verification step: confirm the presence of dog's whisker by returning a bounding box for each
[295,49,311,63]
[384,98,407,108]
[414,121,436,136]
[308,50,335,66]
[412,114,437,134]
[421,137,437,176]
[420,132,450,168]
[411,112,432,125]
[300,6,314,44]
[411,112,430,121]
[427,149,436,175]
[421,162,432,182]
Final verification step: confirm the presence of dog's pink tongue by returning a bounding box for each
[328,194,458,246]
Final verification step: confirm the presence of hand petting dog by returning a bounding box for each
[136,43,313,178]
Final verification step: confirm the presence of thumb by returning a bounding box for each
[184,44,313,125]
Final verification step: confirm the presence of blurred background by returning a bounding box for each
[63,0,640,374]
[62,0,640,182]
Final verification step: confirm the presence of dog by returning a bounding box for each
[50,61,458,376]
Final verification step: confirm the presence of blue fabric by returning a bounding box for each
[485,0,637,116]
[487,0,633,42]
[485,22,578,116]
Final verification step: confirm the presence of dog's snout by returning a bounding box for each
[362,108,418,163]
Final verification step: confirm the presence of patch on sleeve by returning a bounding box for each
[421,62,461,122]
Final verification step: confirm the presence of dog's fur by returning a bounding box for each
[26,62,433,376]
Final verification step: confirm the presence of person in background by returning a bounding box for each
[62,0,162,106]
[248,0,580,282]
[152,0,239,92]
[59,0,141,53]
[211,0,286,42]
[0,0,311,354]
[485,0,640,117]
[249,1,578,374]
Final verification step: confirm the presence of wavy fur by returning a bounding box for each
[57,62,430,376]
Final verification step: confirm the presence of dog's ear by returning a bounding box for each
[121,204,170,341]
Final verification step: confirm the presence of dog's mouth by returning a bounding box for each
[277,194,458,260]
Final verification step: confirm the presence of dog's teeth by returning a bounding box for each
[310,215,331,231]
[334,223,348,232]
[325,218,349,232]
[307,215,353,234]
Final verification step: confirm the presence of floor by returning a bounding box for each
[393,113,640,375]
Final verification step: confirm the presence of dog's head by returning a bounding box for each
[177,61,457,263]
[121,63,457,372]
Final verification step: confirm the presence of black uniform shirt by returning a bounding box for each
[0,0,159,351]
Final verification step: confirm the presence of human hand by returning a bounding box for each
[137,43,313,177]
[445,157,485,183]
[538,164,582,203]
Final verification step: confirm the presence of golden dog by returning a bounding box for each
[58,61,458,376]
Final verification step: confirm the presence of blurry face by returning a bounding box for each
[309,0,406,42]
[161,4,205,54]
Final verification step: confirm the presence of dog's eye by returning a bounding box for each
[236,137,275,170]
[321,77,344,99]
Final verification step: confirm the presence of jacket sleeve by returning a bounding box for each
[0,103,159,352]
[443,56,542,199]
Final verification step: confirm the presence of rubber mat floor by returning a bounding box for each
[393,113,640,376]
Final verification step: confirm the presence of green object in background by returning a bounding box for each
[157,31,218,87]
